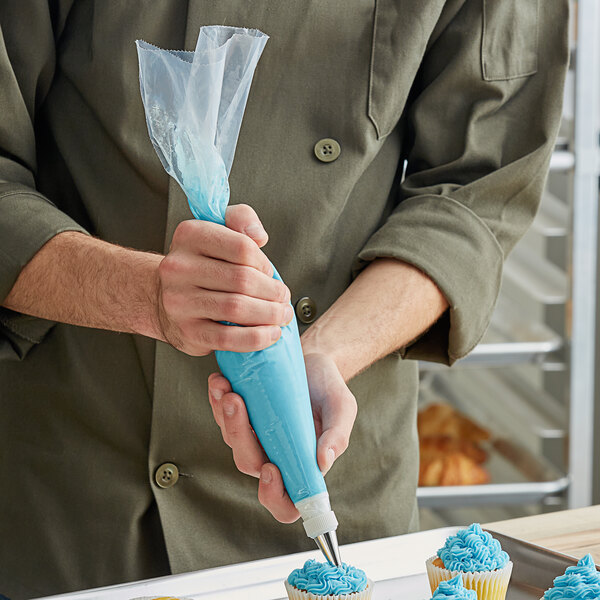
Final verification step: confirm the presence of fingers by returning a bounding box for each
[258,464,301,523]
[316,385,357,475]
[208,373,299,524]
[196,321,282,353]
[221,393,269,477]
[207,372,232,431]
[163,288,292,327]
[225,204,269,248]
[170,219,273,277]
[184,256,290,303]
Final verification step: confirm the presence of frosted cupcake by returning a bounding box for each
[431,575,477,600]
[284,559,373,600]
[541,553,600,599]
[426,523,513,600]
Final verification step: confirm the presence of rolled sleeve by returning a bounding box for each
[0,190,88,360]
[354,0,569,365]
[0,3,87,359]
[0,189,88,302]
[356,195,502,363]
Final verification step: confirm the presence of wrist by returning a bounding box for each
[301,323,348,380]
[128,250,165,341]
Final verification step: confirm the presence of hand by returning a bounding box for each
[157,204,292,355]
[207,352,357,522]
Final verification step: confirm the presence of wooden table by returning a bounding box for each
[485,505,600,563]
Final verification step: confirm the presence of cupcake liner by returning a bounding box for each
[426,557,513,600]
[284,578,373,600]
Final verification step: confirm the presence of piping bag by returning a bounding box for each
[136,27,341,566]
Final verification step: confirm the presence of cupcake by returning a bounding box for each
[426,523,513,600]
[431,575,477,600]
[284,559,373,600]
[541,553,600,599]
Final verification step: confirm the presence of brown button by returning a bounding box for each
[295,297,317,324]
[314,138,341,163]
[155,462,179,489]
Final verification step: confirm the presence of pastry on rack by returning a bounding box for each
[419,435,488,465]
[419,451,490,487]
[418,403,490,443]
[417,402,491,486]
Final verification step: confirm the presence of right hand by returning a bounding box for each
[156,204,292,356]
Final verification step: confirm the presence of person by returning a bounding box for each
[0,1,568,598]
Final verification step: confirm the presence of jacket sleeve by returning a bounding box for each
[354,0,569,365]
[0,1,87,359]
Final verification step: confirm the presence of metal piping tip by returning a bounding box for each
[315,530,342,567]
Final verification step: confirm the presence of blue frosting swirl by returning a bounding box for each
[438,524,509,573]
[288,559,368,595]
[431,575,477,600]
[543,554,600,599]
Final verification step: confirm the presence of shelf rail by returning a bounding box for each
[569,0,600,508]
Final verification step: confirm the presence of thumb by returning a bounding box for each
[316,383,358,475]
[225,204,269,247]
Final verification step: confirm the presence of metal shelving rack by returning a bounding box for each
[417,0,600,512]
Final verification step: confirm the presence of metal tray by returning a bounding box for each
[36,526,595,600]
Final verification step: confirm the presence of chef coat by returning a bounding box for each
[0,1,568,597]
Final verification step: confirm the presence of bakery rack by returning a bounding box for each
[417,0,600,511]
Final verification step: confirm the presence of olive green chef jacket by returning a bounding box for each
[0,1,568,597]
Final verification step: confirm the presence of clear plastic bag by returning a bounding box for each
[136,28,329,507]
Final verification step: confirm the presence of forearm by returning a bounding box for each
[301,258,449,381]
[2,231,163,339]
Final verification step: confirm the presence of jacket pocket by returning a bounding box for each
[482,0,539,81]
[368,0,446,139]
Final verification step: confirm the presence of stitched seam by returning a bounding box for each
[367,0,382,139]
[0,315,42,344]
[481,0,539,82]
[0,190,57,207]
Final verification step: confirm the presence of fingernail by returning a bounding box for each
[271,327,281,341]
[261,467,272,484]
[222,399,235,417]
[212,389,223,402]
[283,305,294,325]
[245,223,267,240]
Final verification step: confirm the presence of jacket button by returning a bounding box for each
[155,462,179,489]
[314,138,341,163]
[295,297,317,324]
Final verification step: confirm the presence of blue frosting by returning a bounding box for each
[543,554,600,599]
[438,524,509,573]
[431,575,477,600]
[288,559,368,595]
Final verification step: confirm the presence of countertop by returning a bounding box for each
[485,505,600,562]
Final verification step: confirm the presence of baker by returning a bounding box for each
[0,2,568,598]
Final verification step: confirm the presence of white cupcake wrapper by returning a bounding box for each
[284,578,373,600]
[425,557,513,600]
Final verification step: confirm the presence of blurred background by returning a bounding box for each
[417,0,600,529]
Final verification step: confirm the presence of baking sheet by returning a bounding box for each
[36,526,596,600]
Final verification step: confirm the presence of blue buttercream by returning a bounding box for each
[288,559,368,595]
[438,524,509,573]
[431,575,477,600]
[543,554,600,599]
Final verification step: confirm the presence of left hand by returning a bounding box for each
[207,352,357,523]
